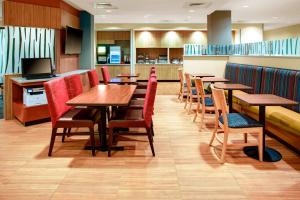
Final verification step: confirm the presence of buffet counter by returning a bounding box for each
[135,64,182,80]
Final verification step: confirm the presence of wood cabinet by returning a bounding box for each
[135,30,207,48]
[97,31,131,44]
[135,64,182,80]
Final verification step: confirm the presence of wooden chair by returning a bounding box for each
[87,69,100,87]
[178,68,186,102]
[193,78,215,128]
[44,78,100,157]
[184,73,197,114]
[209,84,263,163]
[101,66,111,85]
[107,76,157,157]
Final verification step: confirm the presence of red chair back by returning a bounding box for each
[143,76,158,128]
[64,74,83,99]
[87,69,99,87]
[44,78,71,127]
[101,66,111,85]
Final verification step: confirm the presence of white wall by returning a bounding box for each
[183,56,228,77]
[233,24,264,44]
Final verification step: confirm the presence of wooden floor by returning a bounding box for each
[0,95,299,200]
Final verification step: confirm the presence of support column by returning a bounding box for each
[207,11,232,45]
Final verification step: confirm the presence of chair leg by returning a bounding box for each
[188,97,193,114]
[151,121,155,137]
[258,130,263,162]
[200,107,205,129]
[62,128,67,142]
[67,128,71,137]
[184,95,188,109]
[89,127,96,156]
[244,133,248,143]
[220,132,228,164]
[209,128,217,146]
[48,128,58,157]
[146,128,155,156]
[108,128,113,157]
[193,103,199,122]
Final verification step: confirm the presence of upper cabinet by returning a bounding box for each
[135,30,207,48]
[97,31,130,44]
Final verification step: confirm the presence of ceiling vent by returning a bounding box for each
[183,1,211,9]
[95,2,118,9]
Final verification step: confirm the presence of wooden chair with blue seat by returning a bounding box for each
[193,78,215,128]
[209,84,263,163]
[184,73,198,114]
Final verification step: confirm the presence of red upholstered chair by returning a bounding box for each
[137,67,156,89]
[44,78,100,157]
[64,74,83,99]
[107,76,158,157]
[101,66,111,85]
[87,69,100,87]
[134,68,156,97]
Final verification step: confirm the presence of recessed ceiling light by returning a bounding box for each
[144,14,151,18]
[272,16,279,19]
[106,10,112,13]
[189,9,195,13]
[100,15,107,18]
[243,5,249,8]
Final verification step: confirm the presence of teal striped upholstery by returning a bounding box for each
[292,72,300,112]
[225,63,262,94]
[260,67,277,94]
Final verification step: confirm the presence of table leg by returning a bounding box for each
[243,105,282,162]
[228,90,233,113]
[98,107,108,151]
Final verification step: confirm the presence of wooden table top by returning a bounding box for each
[117,73,140,78]
[234,94,298,106]
[201,77,229,83]
[66,85,137,107]
[215,83,252,90]
[109,78,137,84]
[191,73,215,78]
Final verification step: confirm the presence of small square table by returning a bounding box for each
[234,94,298,162]
[117,73,140,78]
[109,77,137,84]
[214,83,253,113]
[201,77,229,83]
[191,73,215,78]
[67,84,137,151]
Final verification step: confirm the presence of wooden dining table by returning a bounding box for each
[117,73,140,78]
[191,73,215,78]
[201,77,229,83]
[234,93,298,162]
[214,83,253,113]
[109,77,137,84]
[66,84,137,151]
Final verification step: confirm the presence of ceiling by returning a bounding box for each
[64,0,300,30]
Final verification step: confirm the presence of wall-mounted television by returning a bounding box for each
[21,58,53,79]
[65,26,83,55]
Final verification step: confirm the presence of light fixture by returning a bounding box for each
[144,14,151,18]
[189,9,195,13]
[243,5,249,8]
[272,16,279,19]
[106,10,112,13]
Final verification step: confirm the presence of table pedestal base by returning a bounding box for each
[243,146,282,162]
[84,145,124,152]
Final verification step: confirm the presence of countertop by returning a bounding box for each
[11,70,88,84]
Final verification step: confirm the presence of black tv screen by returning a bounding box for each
[65,26,83,54]
[22,58,52,78]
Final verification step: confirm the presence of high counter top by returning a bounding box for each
[11,70,88,84]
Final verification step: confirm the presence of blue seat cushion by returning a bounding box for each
[192,89,197,95]
[204,97,214,106]
[219,113,262,128]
